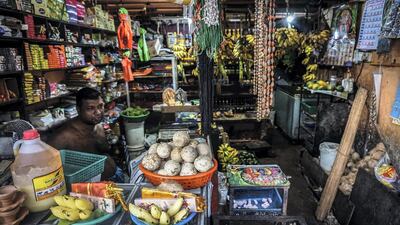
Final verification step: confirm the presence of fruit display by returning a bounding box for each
[306,80,345,92]
[300,30,330,82]
[141,132,215,176]
[129,197,192,225]
[217,144,239,172]
[227,165,290,187]
[238,151,259,165]
[122,106,149,117]
[50,195,99,223]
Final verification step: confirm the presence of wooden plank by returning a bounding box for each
[315,87,368,221]
[161,105,200,113]
[98,0,171,3]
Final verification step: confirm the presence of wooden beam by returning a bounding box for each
[97,0,172,3]
[106,3,181,9]
[315,87,368,221]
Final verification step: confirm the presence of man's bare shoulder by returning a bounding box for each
[47,118,80,147]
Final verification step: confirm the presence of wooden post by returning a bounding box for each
[315,87,368,221]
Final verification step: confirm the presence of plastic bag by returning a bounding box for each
[374,153,400,191]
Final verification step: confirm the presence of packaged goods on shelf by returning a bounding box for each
[16,0,33,12]
[64,104,77,118]
[86,5,115,31]
[24,72,34,104]
[65,45,85,67]
[0,48,23,72]
[0,15,23,38]
[48,23,63,41]
[65,27,79,43]
[66,0,78,23]
[24,15,35,39]
[31,0,48,17]
[47,45,67,68]
[0,0,16,9]
[29,110,55,128]
[47,0,68,21]
[76,1,85,23]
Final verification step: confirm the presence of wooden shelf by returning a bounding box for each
[26,62,120,73]
[25,92,73,110]
[105,94,127,104]
[161,105,200,113]
[304,87,349,100]
[0,71,23,76]
[102,78,124,84]
[0,36,118,49]
[0,98,23,106]
[131,90,164,94]
[134,75,173,79]
[36,116,77,132]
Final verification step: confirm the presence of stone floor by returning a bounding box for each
[262,129,323,225]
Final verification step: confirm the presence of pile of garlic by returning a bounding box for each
[339,143,386,195]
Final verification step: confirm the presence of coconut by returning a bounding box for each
[197,143,211,156]
[164,160,181,176]
[148,143,159,155]
[156,143,172,159]
[194,155,213,172]
[172,131,190,147]
[180,163,198,176]
[142,154,162,171]
[181,146,198,163]
[170,148,183,163]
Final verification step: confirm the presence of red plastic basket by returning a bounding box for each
[139,159,218,189]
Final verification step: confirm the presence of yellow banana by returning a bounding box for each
[167,197,184,216]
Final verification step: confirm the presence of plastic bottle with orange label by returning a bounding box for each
[11,129,66,212]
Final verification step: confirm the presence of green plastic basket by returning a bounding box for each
[60,150,107,189]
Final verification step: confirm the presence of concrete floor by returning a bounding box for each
[262,129,323,225]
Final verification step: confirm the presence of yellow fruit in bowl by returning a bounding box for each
[75,198,94,211]
[79,209,92,220]
[54,195,77,209]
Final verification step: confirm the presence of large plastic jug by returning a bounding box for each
[11,129,66,212]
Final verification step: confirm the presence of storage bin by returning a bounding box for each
[60,150,107,189]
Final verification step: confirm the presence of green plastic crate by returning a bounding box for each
[60,150,107,189]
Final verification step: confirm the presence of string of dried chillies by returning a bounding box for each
[254,0,275,121]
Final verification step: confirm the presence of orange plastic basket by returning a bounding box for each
[139,159,218,189]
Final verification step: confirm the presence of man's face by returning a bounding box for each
[78,97,105,125]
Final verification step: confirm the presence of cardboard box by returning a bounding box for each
[31,0,48,17]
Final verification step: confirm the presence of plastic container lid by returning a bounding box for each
[23,129,39,140]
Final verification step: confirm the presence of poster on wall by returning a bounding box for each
[391,84,400,126]
[357,0,386,51]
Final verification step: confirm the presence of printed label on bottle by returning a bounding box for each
[32,167,66,201]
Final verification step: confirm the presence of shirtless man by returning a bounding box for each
[48,87,123,182]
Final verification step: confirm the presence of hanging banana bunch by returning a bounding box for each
[300,30,330,82]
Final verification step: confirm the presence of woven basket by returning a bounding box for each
[139,159,218,189]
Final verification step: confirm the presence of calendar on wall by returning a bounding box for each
[357,0,386,51]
